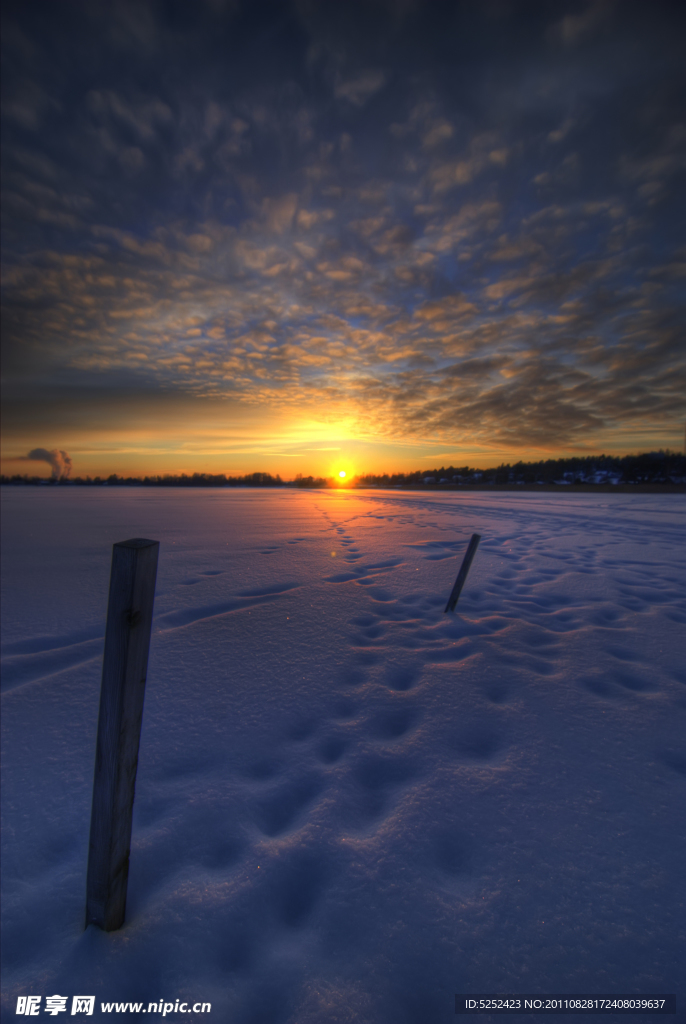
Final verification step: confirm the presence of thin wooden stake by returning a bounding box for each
[86,538,159,931]
[444,533,481,613]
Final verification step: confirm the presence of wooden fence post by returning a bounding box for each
[444,533,481,613]
[86,538,159,931]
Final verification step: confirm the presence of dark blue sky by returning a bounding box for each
[2,0,685,477]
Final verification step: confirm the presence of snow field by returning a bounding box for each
[1,488,685,1023]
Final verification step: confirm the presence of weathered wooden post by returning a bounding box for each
[86,538,159,931]
[444,533,481,613]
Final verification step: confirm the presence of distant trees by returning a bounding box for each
[2,451,684,488]
[292,473,328,488]
[355,450,685,488]
[0,471,284,487]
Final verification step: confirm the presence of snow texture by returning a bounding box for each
[2,488,685,1023]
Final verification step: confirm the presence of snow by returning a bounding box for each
[2,487,685,1023]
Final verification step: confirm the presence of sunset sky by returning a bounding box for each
[2,0,685,480]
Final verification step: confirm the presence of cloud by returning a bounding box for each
[2,0,684,462]
[25,448,73,479]
[86,89,172,141]
[552,0,617,46]
[334,70,387,106]
[547,117,576,144]
[427,135,509,195]
[1,78,61,131]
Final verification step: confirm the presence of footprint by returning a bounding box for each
[661,751,686,777]
[606,645,640,663]
[580,675,619,700]
[366,704,419,740]
[317,736,347,764]
[324,570,361,583]
[360,624,385,640]
[255,776,323,837]
[405,540,467,561]
[589,607,623,625]
[446,720,507,763]
[614,669,657,693]
[384,663,422,691]
[351,614,376,628]
[347,753,418,825]
[334,666,368,688]
[270,851,329,928]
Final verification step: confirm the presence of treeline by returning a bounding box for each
[291,474,328,488]
[0,471,284,487]
[357,450,686,486]
[2,450,684,488]
[1,470,330,488]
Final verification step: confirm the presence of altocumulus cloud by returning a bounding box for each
[1,0,685,456]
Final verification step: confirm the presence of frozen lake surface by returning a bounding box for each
[2,487,685,1023]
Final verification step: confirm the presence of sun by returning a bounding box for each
[331,462,354,485]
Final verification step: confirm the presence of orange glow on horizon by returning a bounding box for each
[2,411,677,482]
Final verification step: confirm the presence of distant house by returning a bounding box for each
[589,470,622,485]
[423,477,436,484]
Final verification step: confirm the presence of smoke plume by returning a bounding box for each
[27,448,73,480]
